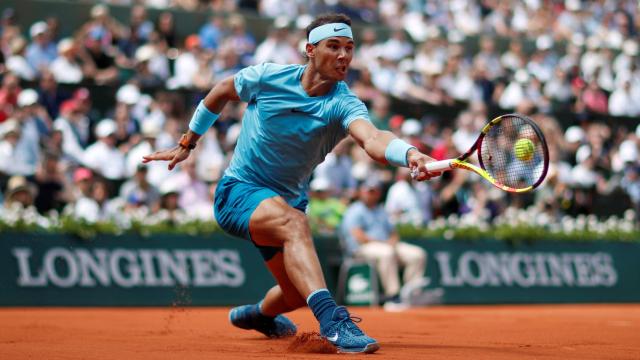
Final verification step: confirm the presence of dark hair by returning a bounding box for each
[305,13,352,40]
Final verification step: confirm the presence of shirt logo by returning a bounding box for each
[291,108,306,114]
[333,27,346,32]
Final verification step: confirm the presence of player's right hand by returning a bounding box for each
[142,146,191,171]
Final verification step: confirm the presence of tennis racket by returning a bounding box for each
[412,113,549,193]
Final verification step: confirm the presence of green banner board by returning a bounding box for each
[1,234,639,306]
[414,240,640,304]
[0,233,276,306]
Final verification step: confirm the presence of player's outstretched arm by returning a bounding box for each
[143,76,240,170]
[348,119,440,181]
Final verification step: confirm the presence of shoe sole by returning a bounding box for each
[337,342,380,354]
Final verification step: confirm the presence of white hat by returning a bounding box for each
[273,16,290,30]
[116,84,141,105]
[95,119,117,138]
[310,177,331,192]
[141,121,161,138]
[623,40,638,56]
[29,21,47,38]
[619,139,638,164]
[576,144,591,163]
[1,119,21,137]
[159,180,180,196]
[564,126,585,143]
[514,69,530,84]
[135,45,156,63]
[90,4,109,18]
[17,89,38,107]
[536,35,553,51]
[401,118,422,136]
[57,38,75,54]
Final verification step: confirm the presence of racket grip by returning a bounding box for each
[410,159,453,179]
[425,159,453,172]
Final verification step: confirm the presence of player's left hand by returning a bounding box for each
[142,146,191,171]
[407,149,442,181]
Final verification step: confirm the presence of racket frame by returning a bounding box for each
[423,113,549,193]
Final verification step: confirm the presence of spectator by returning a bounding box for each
[152,181,186,224]
[162,156,209,213]
[221,14,256,65]
[608,80,640,117]
[82,119,127,185]
[119,164,160,212]
[131,45,165,89]
[385,167,433,226]
[25,21,57,76]
[49,38,84,84]
[341,178,427,305]
[66,178,118,222]
[0,73,21,122]
[33,152,69,214]
[126,120,170,186]
[36,70,69,120]
[198,15,225,52]
[3,175,37,209]
[167,35,202,89]
[313,138,357,200]
[6,36,36,81]
[82,27,119,85]
[307,177,347,235]
[155,11,177,48]
[3,91,42,177]
[253,18,301,65]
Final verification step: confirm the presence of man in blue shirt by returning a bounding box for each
[144,13,439,354]
[341,177,427,305]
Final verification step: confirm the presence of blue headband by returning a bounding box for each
[308,23,353,44]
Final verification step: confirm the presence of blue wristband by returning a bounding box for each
[188,101,219,135]
[385,139,416,167]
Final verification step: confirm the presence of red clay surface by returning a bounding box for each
[1,305,639,359]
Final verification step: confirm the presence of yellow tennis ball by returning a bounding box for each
[514,138,535,161]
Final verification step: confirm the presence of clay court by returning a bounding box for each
[1,304,639,359]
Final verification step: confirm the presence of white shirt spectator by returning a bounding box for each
[609,83,640,117]
[50,56,83,84]
[83,142,126,180]
[0,118,40,176]
[127,140,172,187]
[6,55,36,81]
[385,177,432,226]
[167,51,198,89]
[253,30,301,65]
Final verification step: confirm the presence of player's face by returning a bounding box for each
[313,37,354,81]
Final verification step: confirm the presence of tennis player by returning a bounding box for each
[143,13,439,354]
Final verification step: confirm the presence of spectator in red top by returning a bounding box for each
[581,79,608,114]
[0,73,21,122]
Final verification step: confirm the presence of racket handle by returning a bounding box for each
[425,159,454,172]
[410,159,453,179]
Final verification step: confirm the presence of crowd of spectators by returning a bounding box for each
[0,0,639,232]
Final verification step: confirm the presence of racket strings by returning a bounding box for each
[480,115,545,189]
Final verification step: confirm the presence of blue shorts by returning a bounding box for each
[214,176,308,261]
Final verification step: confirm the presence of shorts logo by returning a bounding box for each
[291,108,306,114]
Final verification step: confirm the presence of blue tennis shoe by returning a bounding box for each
[320,306,379,353]
[229,304,297,338]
